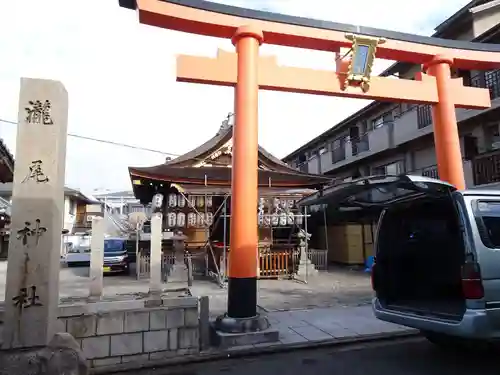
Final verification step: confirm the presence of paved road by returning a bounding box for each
[120,338,498,375]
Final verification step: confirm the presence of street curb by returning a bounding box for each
[93,330,421,374]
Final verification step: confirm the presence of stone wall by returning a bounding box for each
[1,296,207,372]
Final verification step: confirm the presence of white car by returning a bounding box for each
[65,235,92,267]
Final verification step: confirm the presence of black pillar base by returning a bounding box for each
[214,313,270,334]
[215,276,270,333]
[227,277,257,318]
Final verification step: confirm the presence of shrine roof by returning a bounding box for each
[128,165,333,202]
[129,165,332,187]
[0,138,14,183]
[161,120,304,174]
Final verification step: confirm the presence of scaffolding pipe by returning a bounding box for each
[223,198,227,280]
[323,206,329,255]
[304,205,309,284]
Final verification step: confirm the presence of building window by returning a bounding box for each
[371,116,384,129]
[417,105,432,129]
[471,70,500,100]
[383,111,394,127]
[69,201,76,215]
[331,136,346,163]
[485,70,500,99]
[484,123,500,150]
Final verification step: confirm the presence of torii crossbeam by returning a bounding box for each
[119,0,498,333]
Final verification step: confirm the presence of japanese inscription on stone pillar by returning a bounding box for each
[2,78,68,349]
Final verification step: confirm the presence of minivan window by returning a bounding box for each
[473,201,500,248]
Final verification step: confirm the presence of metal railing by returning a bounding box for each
[421,166,439,179]
[470,70,500,100]
[473,149,500,186]
[306,249,328,271]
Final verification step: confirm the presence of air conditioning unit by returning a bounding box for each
[86,215,96,222]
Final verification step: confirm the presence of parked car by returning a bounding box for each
[65,245,91,267]
[299,175,500,347]
[64,234,92,267]
[103,238,131,275]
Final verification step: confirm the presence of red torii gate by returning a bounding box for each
[119,0,500,332]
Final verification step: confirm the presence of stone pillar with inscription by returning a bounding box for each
[149,212,163,295]
[88,205,105,300]
[2,78,68,348]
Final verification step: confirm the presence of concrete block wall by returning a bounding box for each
[57,297,201,369]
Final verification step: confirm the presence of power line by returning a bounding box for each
[1,97,420,172]
[0,117,231,167]
[0,118,178,157]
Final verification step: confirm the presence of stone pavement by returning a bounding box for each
[225,304,417,352]
[0,261,374,316]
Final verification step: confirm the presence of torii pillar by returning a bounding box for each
[222,26,264,325]
[425,56,465,189]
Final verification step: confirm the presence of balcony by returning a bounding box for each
[473,149,500,186]
[351,134,369,155]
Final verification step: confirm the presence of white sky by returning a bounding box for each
[0,0,471,193]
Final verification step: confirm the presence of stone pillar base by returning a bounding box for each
[211,313,279,348]
[0,332,88,375]
[296,247,318,277]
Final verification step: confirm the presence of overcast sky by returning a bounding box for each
[0,0,471,194]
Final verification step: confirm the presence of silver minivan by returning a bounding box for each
[299,175,500,346]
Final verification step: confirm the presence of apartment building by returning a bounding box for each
[283,0,500,188]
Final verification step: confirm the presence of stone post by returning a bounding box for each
[149,212,163,295]
[88,205,105,300]
[2,78,68,348]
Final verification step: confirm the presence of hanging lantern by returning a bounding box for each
[258,211,264,227]
[187,212,197,228]
[279,212,287,226]
[189,196,196,208]
[177,195,186,208]
[205,212,214,226]
[271,212,279,226]
[295,214,303,225]
[176,212,186,227]
[263,213,271,227]
[196,213,205,227]
[168,194,177,207]
[196,196,205,208]
[206,196,213,208]
[167,212,177,227]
